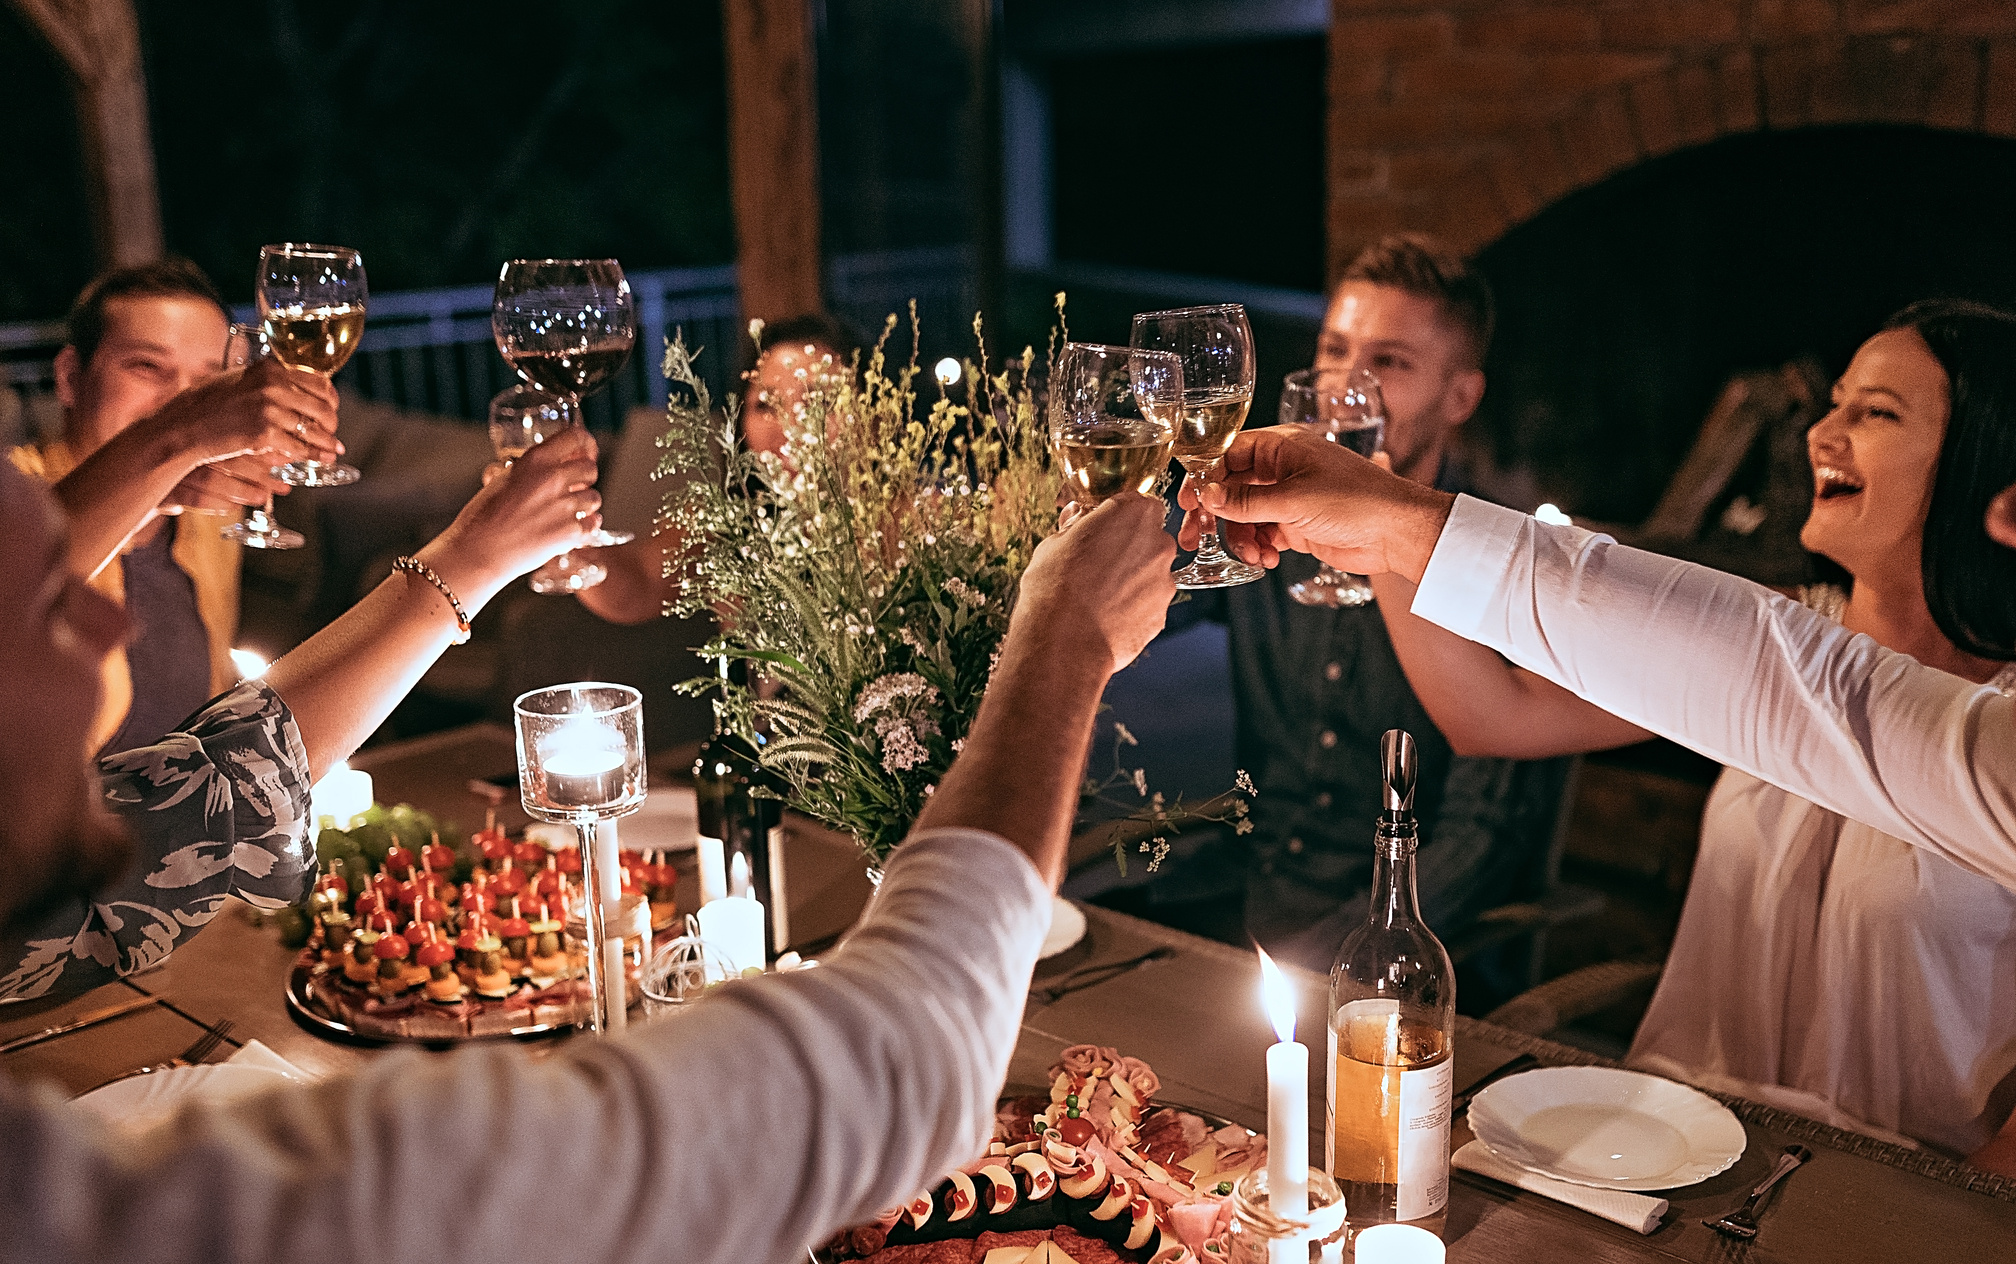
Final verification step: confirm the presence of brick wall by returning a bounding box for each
[1327,0,2016,276]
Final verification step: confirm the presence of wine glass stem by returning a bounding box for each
[1187,467,1230,563]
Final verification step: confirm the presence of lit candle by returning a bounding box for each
[1260,947,1308,1264]
[1352,1224,1443,1264]
[310,760,373,829]
[540,721,626,809]
[697,853,765,974]
[594,819,627,1033]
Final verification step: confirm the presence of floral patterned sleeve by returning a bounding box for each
[0,681,314,1001]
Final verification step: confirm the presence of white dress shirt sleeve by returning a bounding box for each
[1411,494,2016,890]
[2,826,1051,1264]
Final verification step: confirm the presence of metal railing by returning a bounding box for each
[0,247,977,436]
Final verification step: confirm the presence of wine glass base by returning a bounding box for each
[580,528,635,548]
[223,521,305,550]
[1173,553,1265,589]
[529,553,608,594]
[274,461,361,488]
[1289,573,1377,608]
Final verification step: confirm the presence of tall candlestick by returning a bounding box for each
[1260,948,1309,1264]
[696,836,727,905]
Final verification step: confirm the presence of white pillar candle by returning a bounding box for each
[697,893,765,976]
[1259,948,1308,1264]
[1353,1224,1444,1264]
[310,761,373,829]
[696,835,727,906]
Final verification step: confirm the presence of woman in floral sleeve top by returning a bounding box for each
[0,429,607,1002]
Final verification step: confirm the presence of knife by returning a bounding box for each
[0,995,160,1055]
[1450,1053,1540,1118]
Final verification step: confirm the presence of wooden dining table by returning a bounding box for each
[6,723,2014,1262]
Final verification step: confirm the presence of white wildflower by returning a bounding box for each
[951,738,965,753]
[853,672,939,723]
[942,577,985,607]
[1132,768,1148,797]
[1234,818,1254,835]
[1114,722,1138,747]
[1235,768,1257,796]
[899,627,927,655]
[875,714,932,773]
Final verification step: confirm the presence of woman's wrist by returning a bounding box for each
[412,534,511,624]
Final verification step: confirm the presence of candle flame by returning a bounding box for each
[1257,947,1296,1044]
[730,851,751,898]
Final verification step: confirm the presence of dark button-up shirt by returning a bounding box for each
[1168,485,1573,971]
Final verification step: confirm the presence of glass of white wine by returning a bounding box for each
[217,323,305,550]
[1282,367,1386,607]
[1049,342,1182,509]
[1131,303,1262,589]
[487,384,606,592]
[257,243,366,486]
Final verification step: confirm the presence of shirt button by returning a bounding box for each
[1324,662,1342,682]
[1287,837,1305,855]
[1314,792,1332,809]
[1319,730,1338,750]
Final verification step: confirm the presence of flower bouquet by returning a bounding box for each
[659,307,1246,870]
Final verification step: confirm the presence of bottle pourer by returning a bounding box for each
[1380,728,1418,815]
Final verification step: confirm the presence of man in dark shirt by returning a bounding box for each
[1165,234,1572,974]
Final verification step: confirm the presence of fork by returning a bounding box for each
[1702,1144,1811,1240]
[86,1019,235,1093]
[1029,947,1175,1005]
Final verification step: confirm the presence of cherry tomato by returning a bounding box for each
[1057,1115,1095,1147]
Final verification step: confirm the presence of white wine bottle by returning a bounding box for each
[1326,729,1455,1233]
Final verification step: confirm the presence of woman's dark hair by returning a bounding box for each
[1884,298,2016,661]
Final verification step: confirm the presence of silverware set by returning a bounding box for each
[82,1018,236,1094]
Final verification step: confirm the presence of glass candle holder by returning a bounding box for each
[514,683,647,1034]
[1226,1168,1349,1264]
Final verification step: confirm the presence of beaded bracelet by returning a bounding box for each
[392,555,471,644]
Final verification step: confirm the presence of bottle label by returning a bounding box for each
[1327,999,1452,1221]
[1395,1057,1452,1219]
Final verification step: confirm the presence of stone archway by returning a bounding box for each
[1326,2,2016,274]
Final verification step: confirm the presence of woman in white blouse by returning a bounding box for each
[1189,299,2016,1166]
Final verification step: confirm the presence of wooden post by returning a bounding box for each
[9,0,164,268]
[722,0,824,324]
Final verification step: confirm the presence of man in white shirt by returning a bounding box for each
[0,453,1178,1264]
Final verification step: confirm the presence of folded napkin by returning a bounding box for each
[1453,1140,1668,1234]
[226,1038,315,1082]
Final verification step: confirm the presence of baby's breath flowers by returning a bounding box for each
[659,307,1247,867]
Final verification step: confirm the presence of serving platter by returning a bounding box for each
[284,959,580,1045]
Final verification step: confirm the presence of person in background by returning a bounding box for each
[1183,300,2016,1166]
[1154,234,1571,985]
[10,257,343,755]
[0,431,600,1001]
[0,444,1177,1263]
[575,311,860,626]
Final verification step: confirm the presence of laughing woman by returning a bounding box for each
[1368,300,2016,1162]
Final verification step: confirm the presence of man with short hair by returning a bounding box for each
[1157,234,1571,978]
[11,257,341,753]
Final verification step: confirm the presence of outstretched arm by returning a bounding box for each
[1370,570,1649,759]
[52,361,341,579]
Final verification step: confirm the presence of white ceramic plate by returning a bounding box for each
[1039,896,1087,959]
[73,1063,296,1138]
[1468,1066,1746,1192]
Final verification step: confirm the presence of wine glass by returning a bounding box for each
[1049,343,1182,508]
[488,385,606,593]
[1131,304,1262,589]
[257,243,366,486]
[1281,367,1386,607]
[492,259,636,592]
[217,323,305,550]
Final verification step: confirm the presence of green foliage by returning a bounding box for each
[659,309,1058,864]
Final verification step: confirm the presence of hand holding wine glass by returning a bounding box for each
[491,258,635,592]
[257,243,367,486]
[1049,343,1182,509]
[1131,303,1261,589]
[1281,367,1387,607]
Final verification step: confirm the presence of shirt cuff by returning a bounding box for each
[1410,495,1530,639]
[875,826,1053,953]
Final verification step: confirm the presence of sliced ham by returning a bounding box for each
[1167,1200,1223,1252]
